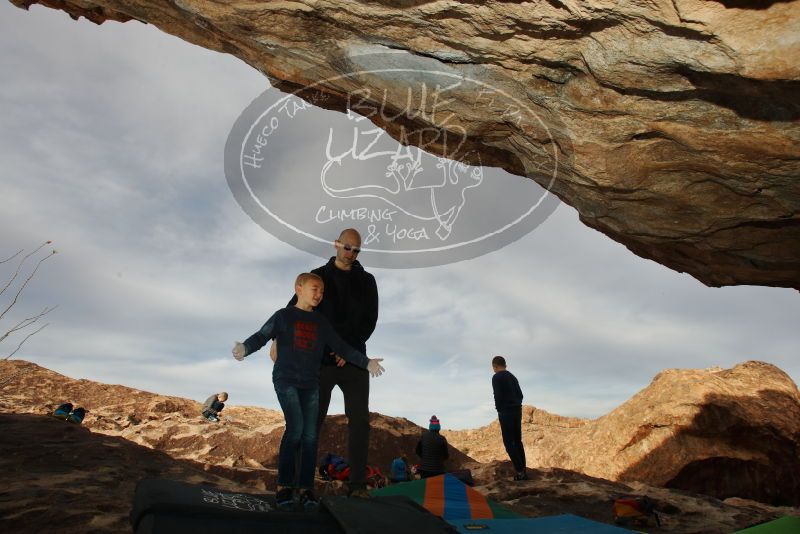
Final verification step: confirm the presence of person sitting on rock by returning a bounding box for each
[415,415,449,478]
[389,455,411,483]
[201,392,228,422]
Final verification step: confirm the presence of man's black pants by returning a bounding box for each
[498,407,526,472]
[317,363,370,489]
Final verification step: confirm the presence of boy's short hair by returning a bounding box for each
[295,272,324,287]
[492,355,507,367]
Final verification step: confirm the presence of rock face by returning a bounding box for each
[1,359,799,532]
[472,461,799,534]
[0,413,260,533]
[1,414,797,534]
[9,0,800,288]
[4,358,799,507]
[0,360,473,491]
[445,361,800,506]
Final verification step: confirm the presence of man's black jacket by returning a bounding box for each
[289,257,378,363]
[415,429,449,473]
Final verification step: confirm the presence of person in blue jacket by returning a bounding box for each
[389,456,410,483]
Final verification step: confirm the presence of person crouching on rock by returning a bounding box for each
[415,415,449,478]
[201,392,228,422]
[231,272,386,511]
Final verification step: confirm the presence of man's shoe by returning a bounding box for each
[299,489,319,511]
[275,487,295,510]
[513,470,529,481]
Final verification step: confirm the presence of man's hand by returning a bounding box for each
[269,341,277,363]
[367,358,385,378]
[334,353,346,367]
[232,342,246,361]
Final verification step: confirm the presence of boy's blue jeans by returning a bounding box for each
[275,382,320,489]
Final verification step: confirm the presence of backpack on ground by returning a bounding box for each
[613,495,660,527]
[51,403,73,419]
[319,453,350,481]
[67,407,86,425]
[366,465,386,489]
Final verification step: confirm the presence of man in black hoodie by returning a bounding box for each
[285,228,379,496]
[492,355,528,481]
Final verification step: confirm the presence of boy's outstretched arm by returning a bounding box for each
[324,320,385,377]
[232,312,280,361]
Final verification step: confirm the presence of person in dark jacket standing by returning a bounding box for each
[284,228,379,497]
[492,356,528,480]
[415,415,449,478]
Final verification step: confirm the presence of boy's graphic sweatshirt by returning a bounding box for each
[243,306,370,388]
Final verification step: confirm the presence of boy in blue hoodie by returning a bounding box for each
[232,273,385,509]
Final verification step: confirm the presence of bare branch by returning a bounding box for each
[0,249,57,323]
[0,249,23,265]
[3,323,49,361]
[0,305,58,344]
[0,240,52,297]
[1,242,57,364]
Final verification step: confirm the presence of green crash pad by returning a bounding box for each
[448,515,635,533]
[734,516,800,534]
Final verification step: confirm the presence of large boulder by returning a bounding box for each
[9,0,800,288]
[446,361,800,505]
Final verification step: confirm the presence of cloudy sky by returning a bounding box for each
[2,3,798,430]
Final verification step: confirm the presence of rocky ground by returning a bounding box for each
[0,359,798,533]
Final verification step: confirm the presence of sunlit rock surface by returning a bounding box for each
[10,0,800,287]
[446,361,800,506]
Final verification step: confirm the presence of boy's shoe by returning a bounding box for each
[513,470,529,481]
[275,487,295,510]
[67,407,86,425]
[52,403,73,419]
[205,414,220,423]
[299,489,319,511]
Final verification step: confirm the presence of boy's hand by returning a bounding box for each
[232,342,246,361]
[269,341,277,363]
[367,358,385,378]
[334,354,346,367]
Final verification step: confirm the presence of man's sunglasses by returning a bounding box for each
[336,241,361,254]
